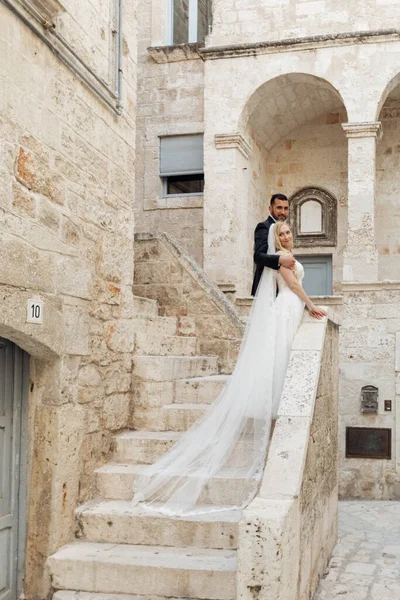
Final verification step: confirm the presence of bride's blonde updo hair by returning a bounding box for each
[274,220,292,253]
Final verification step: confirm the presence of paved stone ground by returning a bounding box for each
[314,501,400,600]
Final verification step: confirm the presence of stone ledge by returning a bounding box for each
[144,195,204,211]
[342,280,400,291]
[200,29,400,60]
[147,43,204,63]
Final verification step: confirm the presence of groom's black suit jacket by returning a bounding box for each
[251,215,280,296]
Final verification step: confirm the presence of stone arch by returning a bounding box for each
[376,72,400,121]
[238,72,349,148]
[0,288,63,360]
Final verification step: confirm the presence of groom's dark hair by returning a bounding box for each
[270,193,288,205]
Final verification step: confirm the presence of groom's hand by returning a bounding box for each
[279,255,295,270]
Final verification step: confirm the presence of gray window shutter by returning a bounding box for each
[160,134,204,176]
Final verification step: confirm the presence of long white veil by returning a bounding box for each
[132,225,278,516]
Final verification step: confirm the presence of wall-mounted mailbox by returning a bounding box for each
[360,385,378,414]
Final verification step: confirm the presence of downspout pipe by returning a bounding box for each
[115,0,123,111]
[1,0,123,114]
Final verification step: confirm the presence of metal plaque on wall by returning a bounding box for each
[346,427,391,459]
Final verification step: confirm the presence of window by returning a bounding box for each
[168,0,211,45]
[160,134,204,197]
[289,187,337,247]
[296,255,333,296]
[300,200,322,234]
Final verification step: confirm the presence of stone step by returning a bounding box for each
[132,403,206,431]
[76,499,240,549]
[114,431,258,468]
[48,542,236,600]
[132,356,219,382]
[115,430,181,463]
[174,375,230,404]
[54,592,228,600]
[132,295,158,317]
[132,315,177,337]
[95,462,252,504]
[134,333,197,357]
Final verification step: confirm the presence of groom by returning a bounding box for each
[251,193,295,296]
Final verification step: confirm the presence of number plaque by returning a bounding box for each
[27,299,43,324]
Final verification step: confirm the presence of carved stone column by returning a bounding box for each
[341,122,381,282]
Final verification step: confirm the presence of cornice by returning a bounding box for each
[199,29,400,61]
[341,122,382,138]
[148,42,203,63]
[214,133,252,159]
[342,281,400,291]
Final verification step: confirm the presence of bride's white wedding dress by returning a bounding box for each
[132,231,305,516]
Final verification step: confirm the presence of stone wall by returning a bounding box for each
[133,233,244,373]
[209,0,400,46]
[0,2,137,598]
[237,313,339,600]
[339,285,400,499]
[134,0,205,264]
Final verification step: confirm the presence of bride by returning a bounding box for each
[132,221,327,516]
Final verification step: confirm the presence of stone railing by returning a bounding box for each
[133,232,245,372]
[237,310,339,600]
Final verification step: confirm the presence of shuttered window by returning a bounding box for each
[160,134,204,176]
[168,0,211,45]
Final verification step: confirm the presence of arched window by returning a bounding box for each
[289,187,337,247]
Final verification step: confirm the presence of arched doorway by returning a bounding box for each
[204,72,348,296]
[0,338,29,600]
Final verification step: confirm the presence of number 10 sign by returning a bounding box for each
[27,299,43,324]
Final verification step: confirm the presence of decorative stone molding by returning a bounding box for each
[214,133,252,159]
[341,121,382,138]
[289,186,337,248]
[147,43,203,64]
[200,29,400,60]
[341,280,400,291]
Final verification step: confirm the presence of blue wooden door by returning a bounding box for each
[296,255,333,296]
[0,340,29,600]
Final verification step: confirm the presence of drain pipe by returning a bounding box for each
[114,0,123,111]
[1,0,123,114]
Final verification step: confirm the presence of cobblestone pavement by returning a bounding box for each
[313,501,400,600]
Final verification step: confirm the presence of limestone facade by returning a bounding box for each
[0,1,136,597]
[134,2,400,501]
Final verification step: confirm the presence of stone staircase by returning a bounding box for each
[47,295,241,600]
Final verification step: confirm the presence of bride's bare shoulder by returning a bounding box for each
[276,250,292,256]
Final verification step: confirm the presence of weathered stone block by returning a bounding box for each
[12,181,36,217]
[104,320,135,354]
[102,394,130,430]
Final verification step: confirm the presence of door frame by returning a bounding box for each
[1,339,29,600]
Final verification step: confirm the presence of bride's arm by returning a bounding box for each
[278,266,327,320]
